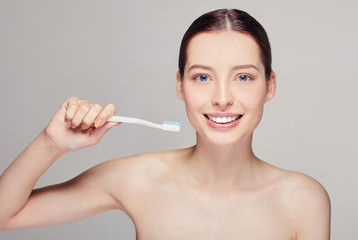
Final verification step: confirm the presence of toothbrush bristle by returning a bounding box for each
[162,121,181,132]
[163,121,181,126]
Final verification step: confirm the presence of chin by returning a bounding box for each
[197,130,253,147]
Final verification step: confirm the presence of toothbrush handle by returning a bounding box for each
[108,116,138,124]
[108,116,161,129]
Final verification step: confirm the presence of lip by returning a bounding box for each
[205,112,241,117]
[204,113,243,129]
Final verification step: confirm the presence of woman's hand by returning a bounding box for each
[0,97,121,229]
[44,97,120,152]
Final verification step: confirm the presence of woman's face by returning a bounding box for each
[176,31,276,145]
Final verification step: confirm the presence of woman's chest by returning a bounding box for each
[127,185,296,240]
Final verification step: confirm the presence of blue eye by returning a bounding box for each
[194,74,209,82]
[237,75,253,82]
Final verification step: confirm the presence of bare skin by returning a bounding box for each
[0,31,330,239]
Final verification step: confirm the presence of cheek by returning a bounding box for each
[238,83,266,117]
[182,83,209,124]
[182,83,208,109]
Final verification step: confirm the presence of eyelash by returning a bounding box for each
[193,74,211,82]
[192,74,254,82]
[236,74,254,82]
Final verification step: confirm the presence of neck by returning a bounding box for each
[185,133,260,191]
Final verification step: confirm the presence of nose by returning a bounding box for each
[211,81,234,108]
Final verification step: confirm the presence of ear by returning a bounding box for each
[176,71,184,101]
[265,72,276,103]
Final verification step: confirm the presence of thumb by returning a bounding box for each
[93,121,121,139]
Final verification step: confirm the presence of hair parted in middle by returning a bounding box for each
[178,9,272,79]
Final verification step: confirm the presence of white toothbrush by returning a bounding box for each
[108,116,181,132]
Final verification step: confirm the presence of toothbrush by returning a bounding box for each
[108,116,181,132]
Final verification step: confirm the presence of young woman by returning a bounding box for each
[0,9,330,239]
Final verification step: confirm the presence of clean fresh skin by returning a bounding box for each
[0,11,330,240]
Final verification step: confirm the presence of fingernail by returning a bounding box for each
[95,118,103,128]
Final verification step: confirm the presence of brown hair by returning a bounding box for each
[178,9,272,79]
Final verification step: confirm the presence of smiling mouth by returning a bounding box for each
[204,114,243,124]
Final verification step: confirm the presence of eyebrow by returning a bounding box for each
[187,64,259,72]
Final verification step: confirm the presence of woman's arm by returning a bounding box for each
[0,97,120,230]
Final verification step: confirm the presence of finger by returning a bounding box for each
[92,121,121,140]
[64,97,80,120]
[81,121,121,147]
[81,103,103,130]
[71,100,90,128]
[94,103,116,128]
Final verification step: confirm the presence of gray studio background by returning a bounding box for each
[0,0,357,239]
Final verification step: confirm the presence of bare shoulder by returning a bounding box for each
[273,169,331,239]
[257,162,330,239]
[279,171,331,212]
[101,148,187,181]
[259,162,330,205]
[94,148,187,212]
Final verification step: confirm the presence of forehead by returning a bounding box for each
[186,31,263,71]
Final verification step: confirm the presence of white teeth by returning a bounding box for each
[207,115,240,123]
